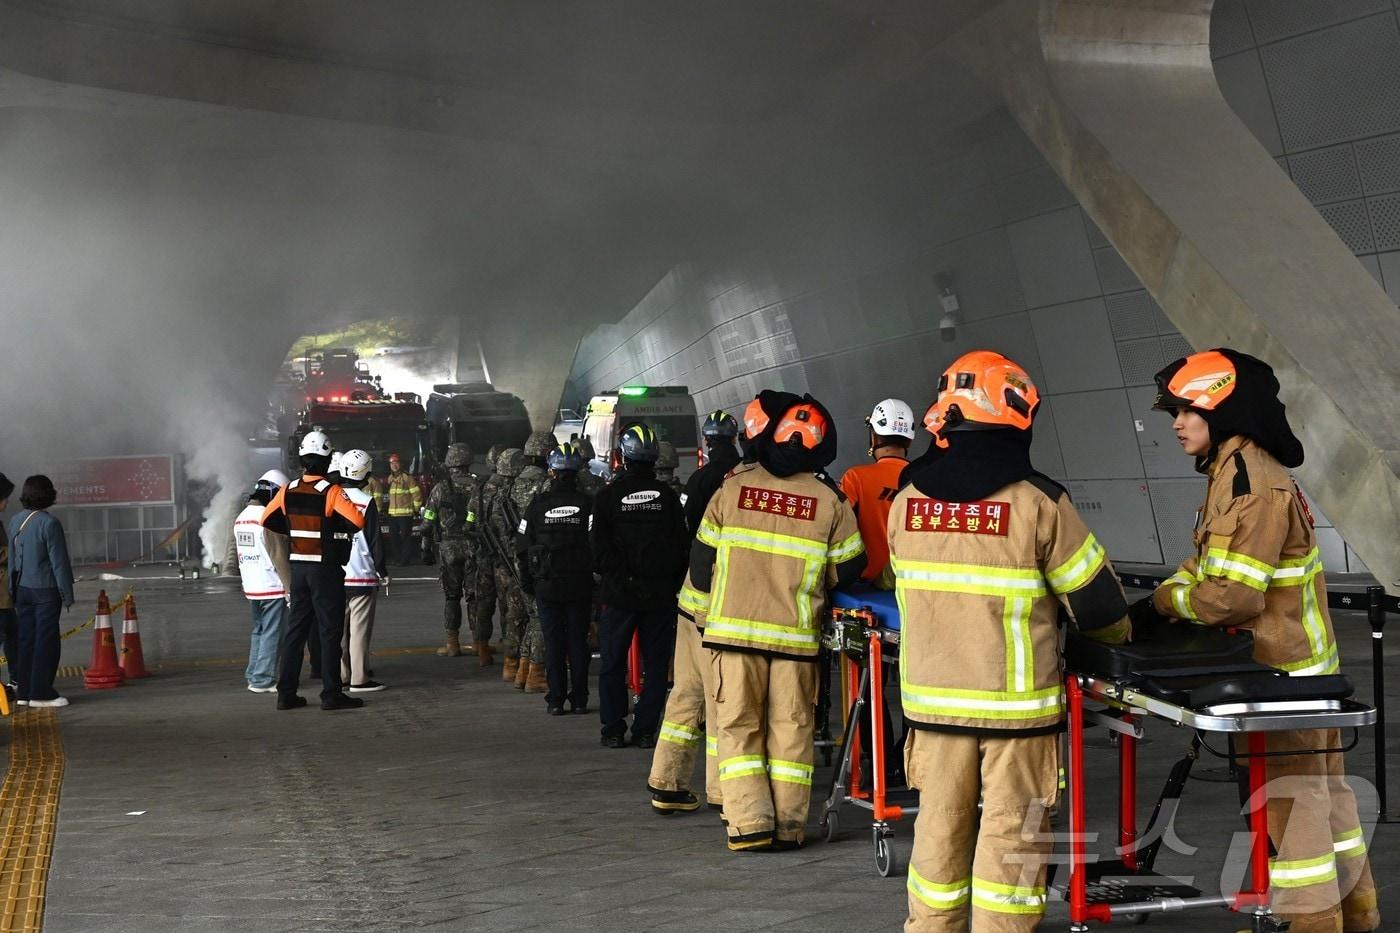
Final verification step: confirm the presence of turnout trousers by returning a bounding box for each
[710,651,816,844]
[278,562,347,702]
[1261,728,1378,933]
[904,729,1057,933]
[647,616,720,804]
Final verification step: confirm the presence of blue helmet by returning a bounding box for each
[618,423,660,463]
[702,409,739,438]
[547,443,585,472]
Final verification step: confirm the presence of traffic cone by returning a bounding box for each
[118,595,150,679]
[84,590,125,689]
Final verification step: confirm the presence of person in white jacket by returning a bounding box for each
[337,450,388,692]
[234,470,290,693]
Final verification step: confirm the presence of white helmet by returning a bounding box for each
[340,449,373,482]
[328,451,344,474]
[299,430,333,457]
[255,469,289,493]
[868,398,916,440]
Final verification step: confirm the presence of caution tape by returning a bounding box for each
[0,588,133,664]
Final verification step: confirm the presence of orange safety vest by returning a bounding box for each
[261,475,365,566]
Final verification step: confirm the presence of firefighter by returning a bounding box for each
[489,449,530,684]
[517,443,593,715]
[384,452,422,566]
[654,441,685,496]
[506,431,559,693]
[424,443,481,660]
[891,351,1129,931]
[840,398,915,585]
[591,423,689,749]
[693,392,865,850]
[260,430,368,711]
[337,449,387,692]
[646,406,747,814]
[1138,349,1378,933]
[466,444,504,666]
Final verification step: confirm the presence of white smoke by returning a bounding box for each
[180,395,253,569]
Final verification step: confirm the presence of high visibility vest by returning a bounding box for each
[385,472,421,517]
[234,503,284,598]
[697,463,862,660]
[1153,436,1339,676]
[889,476,1122,734]
[342,487,379,587]
[261,476,364,566]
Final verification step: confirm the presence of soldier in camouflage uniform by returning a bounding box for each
[490,448,531,684]
[423,443,482,659]
[504,430,558,693]
[572,436,606,497]
[654,441,685,497]
[466,444,504,666]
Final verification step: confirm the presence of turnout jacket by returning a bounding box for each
[889,475,1128,735]
[517,478,593,601]
[590,465,689,610]
[692,462,864,661]
[1152,436,1339,676]
[260,474,365,567]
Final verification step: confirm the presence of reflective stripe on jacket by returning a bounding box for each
[890,476,1128,734]
[261,476,365,565]
[1152,436,1338,675]
[342,487,381,587]
[697,462,862,660]
[385,471,421,517]
[235,504,284,598]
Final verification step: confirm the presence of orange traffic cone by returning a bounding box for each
[119,595,150,679]
[84,590,125,689]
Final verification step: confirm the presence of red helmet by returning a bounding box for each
[772,402,829,450]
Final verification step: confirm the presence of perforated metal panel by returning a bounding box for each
[1106,291,1158,340]
[1160,335,1194,364]
[1030,299,1123,394]
[1116,337,1166,386]
[1367,193,1400,249]
[1214,50,1284,156]
[1093,246,1142,294]
[1064,480,1163,564]
[1355,132,1400,193]
[1053,390,1142,480]
[1317,199,1375,253]
[1244,0,1390,43]
[1211,0,1256,59]
[1149,478,1207,565]
[1287,145,1361,203]
[1260,14,1400,151]
[1007,207,1101,309]
[1378,250,1400,303]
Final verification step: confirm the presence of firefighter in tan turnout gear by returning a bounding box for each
[1137,349,1378,933]
[891,351,1130,931]
[691,390,865,850]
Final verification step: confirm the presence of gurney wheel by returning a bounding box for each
[873,828,903,877]
[821,810,840,843]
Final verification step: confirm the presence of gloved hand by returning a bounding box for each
[1128,596,1173,641]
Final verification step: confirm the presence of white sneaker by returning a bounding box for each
[14,699,28,706]
[28,697,69,708]
[246,684,278,694]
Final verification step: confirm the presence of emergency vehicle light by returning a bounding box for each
[619,386,648,396]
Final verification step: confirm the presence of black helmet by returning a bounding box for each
[547,443,585,472]
[702,409,739,438]
[618,423,660,463]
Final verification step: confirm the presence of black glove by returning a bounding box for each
[1128,596,1173,641]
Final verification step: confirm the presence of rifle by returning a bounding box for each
[485,491,522,582]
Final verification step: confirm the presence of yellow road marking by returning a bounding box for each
[0,710,64,931]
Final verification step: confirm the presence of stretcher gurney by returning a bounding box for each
[818,587,916,877]
[1060,628,1377,932]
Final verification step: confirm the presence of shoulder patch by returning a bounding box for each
[1025,473,1067,503]
[1231,452,1251,499]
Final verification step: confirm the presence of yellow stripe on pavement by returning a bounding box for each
[0,709,65,931]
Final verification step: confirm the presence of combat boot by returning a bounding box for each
[436,632,462,657]
[525,664,547,693]
[478,642,494,667]
[503,656,519,682]
[514,657,530,690]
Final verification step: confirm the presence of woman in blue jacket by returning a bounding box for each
[9,475,75,707]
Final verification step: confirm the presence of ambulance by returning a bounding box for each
[580,386,699,482]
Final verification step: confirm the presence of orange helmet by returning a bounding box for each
[1153,349,1237,412]
[921,400,951,449]
[936,350,1039,432]
[742,397,770,440]
[772,402,828,449]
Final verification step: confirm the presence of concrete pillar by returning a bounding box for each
[479,314,588,432]
[945,0,1400,593]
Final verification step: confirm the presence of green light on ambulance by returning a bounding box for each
[619,386,648,396]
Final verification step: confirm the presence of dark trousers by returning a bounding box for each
[1,607,18,683]
[389,516,416,565]
[278,562,347,701]
[14,587,62,702]
[598,604,675,740]
[537,597,592,709]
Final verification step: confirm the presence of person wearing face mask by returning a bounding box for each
[692,391,865,851]
[1135,349,1378,933]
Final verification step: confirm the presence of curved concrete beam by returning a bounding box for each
[948,0,1400,592]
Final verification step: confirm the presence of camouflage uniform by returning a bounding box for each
[573,436,606,498]
[423,443,482,655]
[510,431,558,669]
[469,445,504,649]
[655,441,685,498]
[490,449,531,673]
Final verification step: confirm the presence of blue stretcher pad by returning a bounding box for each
[830,587,902,632]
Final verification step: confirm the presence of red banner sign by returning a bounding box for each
[905,498,1010,536]
[52,456,175,506]
[738,486,817,522]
